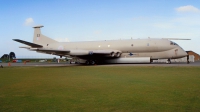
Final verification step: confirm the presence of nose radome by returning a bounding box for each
[178,48,188,57]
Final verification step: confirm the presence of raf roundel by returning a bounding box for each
[36,37,40,41]
[58,45,64,50]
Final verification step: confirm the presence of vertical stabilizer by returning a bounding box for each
[33,25,58,46]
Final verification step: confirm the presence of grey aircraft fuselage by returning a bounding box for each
[14,25,188,64]
[48,39,187,59]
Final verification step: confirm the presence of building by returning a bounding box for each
[186,51,200,61]
[153,50,199,63]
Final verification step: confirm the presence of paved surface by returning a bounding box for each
[1,61,200,67]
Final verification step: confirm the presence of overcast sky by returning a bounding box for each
[0,0,200,57]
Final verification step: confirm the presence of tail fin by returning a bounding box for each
[33,25,58,46]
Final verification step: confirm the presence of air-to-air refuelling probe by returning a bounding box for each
[13,25,190,65]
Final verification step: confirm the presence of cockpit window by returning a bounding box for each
[170,41,178,45]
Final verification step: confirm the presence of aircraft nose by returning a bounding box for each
[182,51,188,56]
[179,48,188,57]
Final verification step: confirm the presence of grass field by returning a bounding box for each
[0,66,200,112]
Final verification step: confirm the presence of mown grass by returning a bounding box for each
[0,66,200,112]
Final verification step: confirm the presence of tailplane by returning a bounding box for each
[33,25,58,46]
[13,39,43,48]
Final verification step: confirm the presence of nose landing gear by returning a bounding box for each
[166,58,171,64]
[187,55,190,64]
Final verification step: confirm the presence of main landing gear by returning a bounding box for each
[85,60,96,65]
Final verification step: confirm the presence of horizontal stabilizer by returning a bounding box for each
[13,39,43,48]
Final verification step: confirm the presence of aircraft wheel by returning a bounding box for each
[85,60,90,65]
[115,52,121,57]
[111,52,115,57]
[166,61,171,64]
[90,60,96,65]
[166,59,171,64]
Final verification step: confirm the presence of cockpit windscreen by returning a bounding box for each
[170,41,178,45]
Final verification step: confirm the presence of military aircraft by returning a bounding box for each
[13,25,189,65]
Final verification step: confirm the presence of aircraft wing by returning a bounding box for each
[13,39,43,48]
[13,39,121,57]
[30,48,121,57]
[29,48,70,56]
